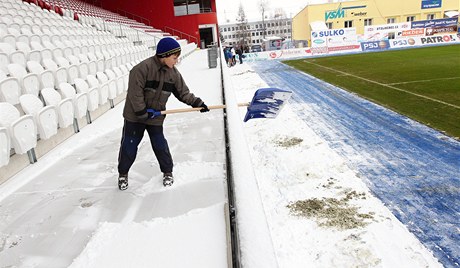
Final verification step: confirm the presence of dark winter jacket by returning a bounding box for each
[123,56,204,126]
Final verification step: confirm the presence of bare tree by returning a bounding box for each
[219,27,225,44]
[272,8,287,19]
[271,8,288,39]
[258,0,269,38]
[236,3,250,46]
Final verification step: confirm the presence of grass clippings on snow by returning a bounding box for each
[287,190,374,230]
[274,136,303,148]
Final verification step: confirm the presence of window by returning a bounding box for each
[344,20,353,28]
[364,18,372,26]
[427,14,435,20]
[387,18,396,24]
[406,16,415,22]
[174,0,211,16]
[326,22,333,29]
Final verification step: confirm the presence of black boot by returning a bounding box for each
[118,174,128,190]
[163,172,174,187]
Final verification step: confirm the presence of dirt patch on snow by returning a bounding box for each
[274,136,303,148]
[287,190,374,230]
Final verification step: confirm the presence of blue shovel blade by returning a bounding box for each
[243,88,292,122]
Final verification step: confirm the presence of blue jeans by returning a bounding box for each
[118,120,173,175]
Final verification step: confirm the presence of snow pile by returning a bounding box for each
[69,203,228,268]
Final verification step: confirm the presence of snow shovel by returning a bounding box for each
[149,88,292,122]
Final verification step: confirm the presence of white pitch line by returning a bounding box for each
[387,77,460,85]
[304,61,460,110]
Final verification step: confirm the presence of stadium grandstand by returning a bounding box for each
[0,0,198,181]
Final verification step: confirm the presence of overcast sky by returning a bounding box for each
[215,0,331,23]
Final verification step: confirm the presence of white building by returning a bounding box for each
[219,18,292,49]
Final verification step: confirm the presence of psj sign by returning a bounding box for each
[360,40,390,51]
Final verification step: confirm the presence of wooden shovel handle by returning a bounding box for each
[160,103,249,115]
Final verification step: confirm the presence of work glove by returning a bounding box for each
[146,108,156,118]
[199,103,210,113]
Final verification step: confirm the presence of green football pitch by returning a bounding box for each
[284,44,460,138]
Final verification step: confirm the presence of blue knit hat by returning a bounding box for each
[156,37,181,58]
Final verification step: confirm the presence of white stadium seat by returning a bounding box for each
[28,50,41,62]
[96,71,116,101]
[41,88,74,128]
[19,94,58,140]
[9,51,26,67]
[0,77,21,105]
[58,82,88,119]
[0,102,37,154]
[39,70,56,89]
[66,64,79,84]
[1,35,16,48]
[7,63,27,82]
[74,78,99,111]
[87,74,108,105]
[0,52,9,73]
[21,73,40,96]
[0,126,10,167]
[0,42,15,54]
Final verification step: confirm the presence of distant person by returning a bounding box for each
[230,46,236,66]
[117,37,210,190]
[223,46,229,65]
[236,45,244,64]
[225,47,234,67]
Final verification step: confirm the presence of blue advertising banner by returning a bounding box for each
[360,40,390,51]
[421,0,442,9]
[411,18,458,28]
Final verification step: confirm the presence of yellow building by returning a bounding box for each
[292,0,459,42]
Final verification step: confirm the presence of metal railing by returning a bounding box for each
[116,8,151,26]
[164,26,198,44]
